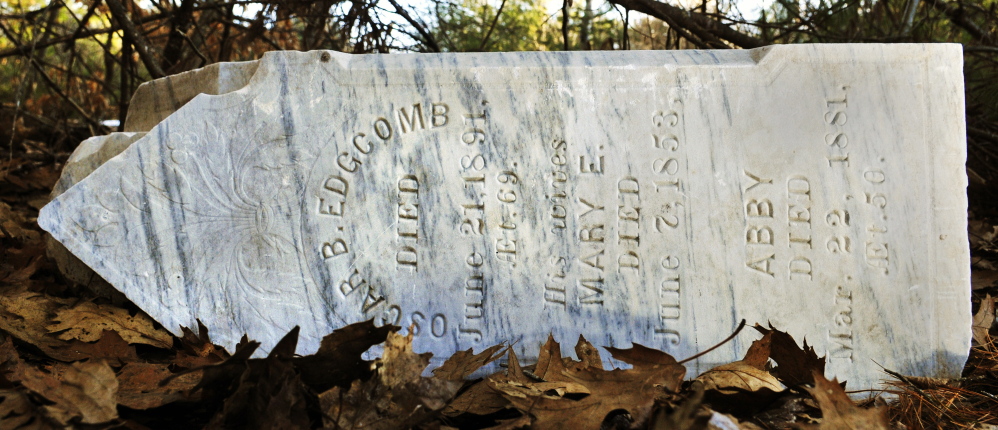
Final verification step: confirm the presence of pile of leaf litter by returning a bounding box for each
[4,158,998,429]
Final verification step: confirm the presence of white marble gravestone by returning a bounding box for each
[40,45,971,390]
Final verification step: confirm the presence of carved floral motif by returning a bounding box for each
[73,122,313,311]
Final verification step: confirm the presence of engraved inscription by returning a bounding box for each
[577,197,606,306]
[788,176,813,280]
[863,168,890,274]
[397,175,419,271]
[824,88,849,168]
[617,177,641,274]
[828,283,854,362]
[655,256,682,346]
[455,103,491,343]
[461,252,485,342]
[743,170,775,277]
[650,100,687,347]
[549,139,569,233]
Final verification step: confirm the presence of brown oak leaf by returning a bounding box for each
[203,328,313,430]
[173,320,230,369]
[973,294,995,348]
[697,333,782,395]
[799,371,889,429]
[501,336,686,428]
[18,360,119,425]
[0,289,77,360]
[574,335,603,369]
[320,331,462,430]
[754,324,826,387]
[46,300,173,349]
[432,343,505,381]
[0,202,37,242]
[294,319,396,391]
[53,330,138,366]
[116,362,200,409]
[0,249,45,285]
[446,345,531,417]
[649,381,711,430]
[0,335,24,385]
[0,388,59,430]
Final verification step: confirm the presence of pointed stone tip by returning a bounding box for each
[36,199,58,235]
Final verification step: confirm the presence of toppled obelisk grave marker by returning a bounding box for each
[40,45,971,390]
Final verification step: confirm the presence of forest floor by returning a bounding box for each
[3,145,998,429]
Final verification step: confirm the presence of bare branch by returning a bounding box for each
[479,0,508,51]
[386,0,440,52]
[930,0,995,45]
[104,0,167,78]
[607,0,764,48]
[0,21,105,131]
[562,0,571,50]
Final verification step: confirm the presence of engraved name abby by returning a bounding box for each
[738,86,895,365]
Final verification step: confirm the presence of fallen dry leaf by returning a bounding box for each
[493,379,591,400]
[54,329,138,366]
[0,335,25,383]
[380,329,434,386]
[574,335,603,369]
[0,250,45,285]
[116,362,200,409]
[18,360,119,425]
[0,388,58,430]
[47,300,173,349]
[501,336,686,429]
[742,332,773,369]
[0,289,78,361]
[188,333,261,404]
[650,381,710,429]
[0,202,39,242]
[973,294,996,348]
[444,381,512,417]
[320,330,462,430]
[0,202,47,287]
[752,393,821,428]
[444,348,526,417]
[970,220,998,251]
[754,325,825,387]
[800,371,889,429]
[173,320,231,369]
[433,343,505,381]
[972,269,998,290]
[204,328,313,430]
[485,414,532,430]
[697,334,783,395]
[697,362,782,395]
[295,319,396,391]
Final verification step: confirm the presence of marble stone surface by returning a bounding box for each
[47,132,145,297]
[47,59,256,289]
[123,60,259,132]
[40,45,971,390]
